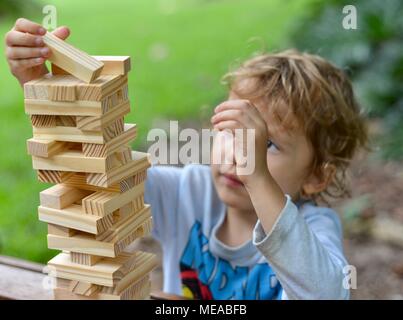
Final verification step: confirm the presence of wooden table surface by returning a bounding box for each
[0,254,186,300]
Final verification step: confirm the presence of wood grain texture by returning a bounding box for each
[76,100,130,131]
[48,224,76,237]
[25,98,103,116]
[32,150,110,173]
[40,184,91,209]
[27,139,70,158]
[52,56,130,77]
[30,115,56,127]
[53,274,150,300]
[82,124,137,157]
[70,252,102,266]
[47,251,155,287]
[38,204,114,234]
[43,32,103,83]
[47,206,152,257]
[82,182,144,217]
[24,74,127,102]
[86,151,150,188]
[37,170,74,184]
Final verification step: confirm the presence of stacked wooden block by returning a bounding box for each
[23,33,157,300]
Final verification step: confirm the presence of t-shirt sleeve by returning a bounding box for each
[144,165,183,244]
[252,195,350,300]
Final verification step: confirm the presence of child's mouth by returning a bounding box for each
[221,173,244,187]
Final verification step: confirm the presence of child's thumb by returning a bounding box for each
[51,26,70,40]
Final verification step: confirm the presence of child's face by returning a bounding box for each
[211,92,314,211]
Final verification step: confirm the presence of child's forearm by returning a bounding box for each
[245,171,287,235]
[252,198,350,299]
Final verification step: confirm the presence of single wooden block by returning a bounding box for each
[52,56,131,76]
[61,173,133,193]
[92,56,131,75]
[82,124,137,157]
[27,139,70,158]
[86,151,150,188]
[25,99,103,116]
[47,206,152,257]
[33,149,110,174]
[30,115,56,127]
[52,274,150,300]
[33,125,104,144]
[82,182,144,217]
[70,252,102,266]
[48,223,76,237]
[40,184,91,209]
[37,170,74,184]
[48,250,156,287]
[32,146,132,174]
[42,32,104,83]
[32,118,126,145]
[38,204,114,235]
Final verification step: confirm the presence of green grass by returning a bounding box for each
[0,0,313,262]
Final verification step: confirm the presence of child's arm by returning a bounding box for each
[252,196,349,299]
[212,100,349,299]
[4,18,70,86]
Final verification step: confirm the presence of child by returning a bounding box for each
[5,19,368,300]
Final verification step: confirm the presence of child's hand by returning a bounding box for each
[211,99,271,185]
[4,18,70,86]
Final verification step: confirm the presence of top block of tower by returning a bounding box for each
[43,32,104,83]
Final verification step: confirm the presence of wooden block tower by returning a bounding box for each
[23,32,157,300]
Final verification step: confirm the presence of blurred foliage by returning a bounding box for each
[291,0,403,159]
[0,0,41,17]
[0,0,314,263]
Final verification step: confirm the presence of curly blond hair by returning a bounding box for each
[222,49,369,203]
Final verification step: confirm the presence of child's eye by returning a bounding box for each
[267,139,279,152]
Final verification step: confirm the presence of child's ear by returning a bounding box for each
[302,163,336,196]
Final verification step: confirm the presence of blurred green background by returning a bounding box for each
[0,0,402,299]
[0,0,314,262]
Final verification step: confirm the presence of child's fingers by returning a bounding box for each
[6,46,49,60]
[14,18,46,35]
[8,57,45,71]
[5,30,44,47]
[215,99,253,113]
[211,109,249,126]
[51,26,70,40]
[215,99,263,124]
[213,120,241,131]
